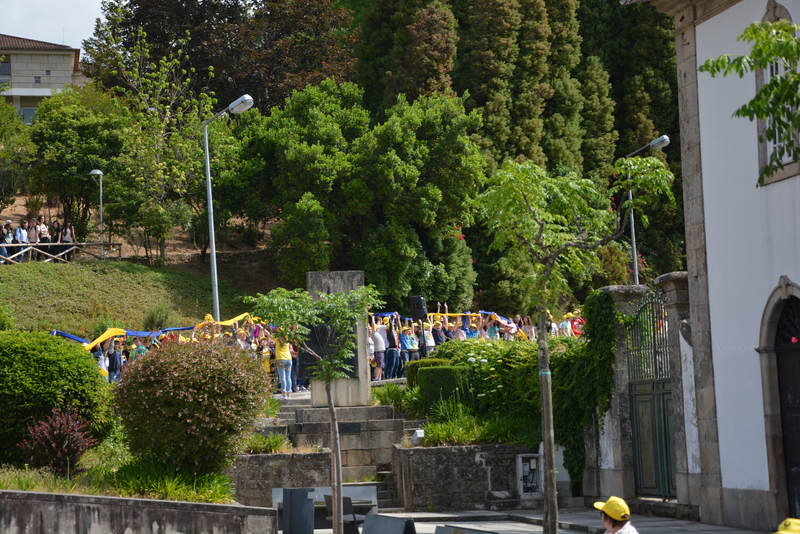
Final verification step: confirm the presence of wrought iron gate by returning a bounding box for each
[626,291,676,498]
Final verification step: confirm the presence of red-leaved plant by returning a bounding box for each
[17,403,98,476]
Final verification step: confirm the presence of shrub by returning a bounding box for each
[417,365,471,414]
[142,302,177,331]
[435,340,539,410]
[422,414,478,446]
[405,358,450,388]
[401,386,426,419]
[17,403,98,476]
[429,397,473,424]
[0,304,15,330]
[116,342,270,473]
[372,383,405,410]
[242,432,292,454]
[0,331,113,464]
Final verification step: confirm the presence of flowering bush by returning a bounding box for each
[432,340,540,409]
[116,342,270,473]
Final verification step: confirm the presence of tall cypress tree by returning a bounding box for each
[579,56,618,183]
[386,1,459,103]
[452,0,521,167]
[541,0,584,172]
[509,0,551,166]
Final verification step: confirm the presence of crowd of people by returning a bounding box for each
[367,302,586,381]
[86,315,309,399]
[0,215,77,263]
[83,302,586,394]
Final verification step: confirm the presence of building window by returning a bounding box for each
[20,108,36,125]
[45,70,51,75]
[34,76,41,84]
[757,1,800,184]
[0,59,10,84]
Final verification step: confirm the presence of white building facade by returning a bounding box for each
[640,0,800,528]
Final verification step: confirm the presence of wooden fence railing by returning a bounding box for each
[0,242,123,264]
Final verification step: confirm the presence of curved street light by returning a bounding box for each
[625,134,670,285]
[203,94,254,321]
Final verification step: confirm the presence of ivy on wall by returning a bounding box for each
[551,289,618,491]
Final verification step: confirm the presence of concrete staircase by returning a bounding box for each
[375,468,402,512]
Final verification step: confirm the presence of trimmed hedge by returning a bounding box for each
[405,358,450,388]
[116,342,270,474]
[0,332,113,464]
[417,365,471,413]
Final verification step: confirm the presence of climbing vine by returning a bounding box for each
[551,289,619,491]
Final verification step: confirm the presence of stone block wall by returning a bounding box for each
[0,490,277,534]
[226,452,331,507]
[289,418,404,475]
[392,443,540,512]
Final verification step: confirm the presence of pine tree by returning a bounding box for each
[452,0,521,166]
[617,75,657,158]
[386,1,458,103]
[541,0,584,171]
[579,56,618,184]
[508,0,551,166]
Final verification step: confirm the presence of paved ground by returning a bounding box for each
[311,508,769,534]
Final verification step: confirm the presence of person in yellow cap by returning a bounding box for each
[594,496,637,534]
[774,518,800,534]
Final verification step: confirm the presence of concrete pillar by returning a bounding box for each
[656,272,701,519]
[306,270,372,407]
[583,285,648,503]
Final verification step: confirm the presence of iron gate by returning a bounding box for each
[626,291,676,498]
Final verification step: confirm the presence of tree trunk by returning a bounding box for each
[538,309,558,534]
[326,381,344,534]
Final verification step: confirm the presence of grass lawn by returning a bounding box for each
[0,260,254,339]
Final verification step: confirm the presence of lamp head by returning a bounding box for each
[228,94,254,115]
[89,169,103,177]
[648,135,670,151]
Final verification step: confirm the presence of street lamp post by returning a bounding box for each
[203,94,254,321]
[89,169,104,259]
[624,134,670,285]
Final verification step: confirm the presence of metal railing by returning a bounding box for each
[0,242,123,264]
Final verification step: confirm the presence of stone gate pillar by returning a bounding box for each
[583,285,647,504]
[656,271,700,519]
[307,270,372,407]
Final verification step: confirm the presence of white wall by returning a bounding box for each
[696,0,800,491]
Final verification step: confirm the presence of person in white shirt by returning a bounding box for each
[370,315,386,380]
[594,496,639,534]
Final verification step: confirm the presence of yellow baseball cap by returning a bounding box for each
[775,519,800,534]
[593,496,630,521]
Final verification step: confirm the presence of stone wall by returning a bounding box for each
[0,490,277,534]
[226,452,332,508]
[392,443,541,512]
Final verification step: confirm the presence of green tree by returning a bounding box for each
[84,0,354,112]
[0,97,35,212]
[236,79,485,309]
[541,0,583,172]
[245,286,383,534]
[100,31,216,262]
[452,0,521,166]
[579,56,618,183]
[508,0,551,166]
[30,86,130,239]
[480,156,673,533]
[699,20,800,184]
[385,1,459,103]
